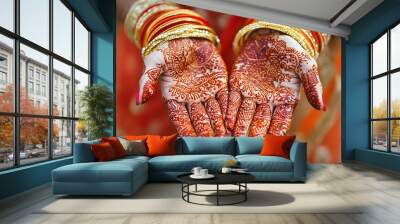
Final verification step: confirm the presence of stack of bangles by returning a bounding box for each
[124,0,220,57]
[233,19,331,58]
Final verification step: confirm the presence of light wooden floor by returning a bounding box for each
[1,162,400,224]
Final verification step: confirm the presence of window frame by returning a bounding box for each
[370,21,400,154]
[0,0,91,171]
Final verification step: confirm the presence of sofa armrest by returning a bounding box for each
[73,140,100,163]
[289,141,307,181]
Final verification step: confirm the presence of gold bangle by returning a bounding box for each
[143,30,219,56]
[124,0,177,45]
[143,9,205,44]
[145,23,216,48]
[145,18,206,46]
[143,25,220,56]
[143,24,218,55]
[299,29,319,57]
[148,9,204,26]
[144,19,211,46]
[233,21,317,58]
[133,4,179,47]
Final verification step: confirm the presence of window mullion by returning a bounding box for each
[388,30,391,152]
[71,10,76,155]
[370,45,373,149]
[48,0,53,160]
[13,0,21,167]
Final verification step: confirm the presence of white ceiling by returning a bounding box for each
[171,0,384,37]
[228,0,353,22]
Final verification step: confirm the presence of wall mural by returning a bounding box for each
[116,0,342,163]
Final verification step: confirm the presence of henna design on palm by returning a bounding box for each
[226,30,325,137]
[136,38,228,136]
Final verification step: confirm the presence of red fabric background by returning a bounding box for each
[116,5,342,163]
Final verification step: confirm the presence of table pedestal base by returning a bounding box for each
[181,183,248,206]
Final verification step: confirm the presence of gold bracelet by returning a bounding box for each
[133,4,179,47]
[143,30,219,56]
[142,9,206,45]
[233,21,317,58]
[124,0,177,45]
[143,24,218,56]
[143,25,220,56]
[299,29,319,57]
[144,18,206,46]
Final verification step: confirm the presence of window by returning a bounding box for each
[20,0,49,48]
[0,0,14,31]
[19,117,49,165]
[35,70,40,81]
[0,54,7,88]
[0,71,6,84]
[0,54,8,89]
[371,23,400,154]
[53,59,72,117]
[74,69,89,118]
[0,55,7,67]
[35,83,40,95]
[28,67,34,80]
[53,119,72,158]
[28,81,34,94]
[0,0,91,170]
[53,0,72,60]
[0,35,13,112]
[42,85,46,97]
[0,116,14,169]
[74,18,90,70]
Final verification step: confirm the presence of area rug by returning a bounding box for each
[37,183,362,214]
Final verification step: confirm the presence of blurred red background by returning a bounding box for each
[116,4,342,163]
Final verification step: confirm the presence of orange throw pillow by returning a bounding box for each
[146,134,178,157]
[101,137,127,158]
[91,142,117,161]
[260,134,296,159]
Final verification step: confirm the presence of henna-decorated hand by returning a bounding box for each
[137,38,228,137]
[226,30,325,137]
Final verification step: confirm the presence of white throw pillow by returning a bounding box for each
[118,137,147,156]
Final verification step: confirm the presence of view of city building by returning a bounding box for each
[0,0,90,170]
[0,40,90,169]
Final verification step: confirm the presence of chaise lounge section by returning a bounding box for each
[52,137,307,196]
[52,140,149,196]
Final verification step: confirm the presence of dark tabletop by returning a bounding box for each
[177,172,255,185]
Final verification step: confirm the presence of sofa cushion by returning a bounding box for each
[147,134,178,156]
[179,137,235,155]
[235,137,264,155]
[53,158,147,183]
[91,142,118,161]
[101,137,127,158]
[118,138,147,156]
[259,135,296,159]
[236,155,293,172]
[149,154,235,172]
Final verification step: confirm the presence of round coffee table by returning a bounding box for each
[177,173,255,206]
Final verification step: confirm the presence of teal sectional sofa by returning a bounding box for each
[52,137,307,196]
